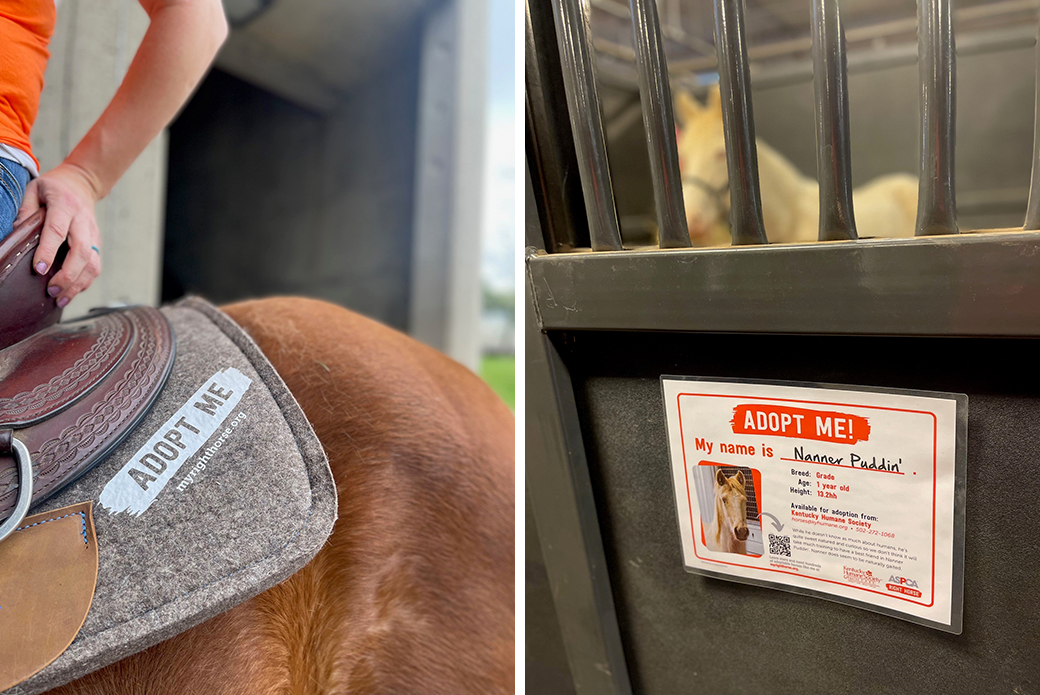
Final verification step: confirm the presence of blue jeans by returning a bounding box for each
[0,158,31,242]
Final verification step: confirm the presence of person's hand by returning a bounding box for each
[15,163,103,308]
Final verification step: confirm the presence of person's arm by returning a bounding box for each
[19,0,227,307]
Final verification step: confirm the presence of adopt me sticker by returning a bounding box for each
[661,377,966,633]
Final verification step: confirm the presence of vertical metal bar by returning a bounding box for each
[526,157,547,249]
[915,0,958,236]
[526,0,592,250]
[1024,23,1040,229]
[713,0,769,245]
[812,0,857,241]
[551,0,624,251]
[629,0,690,248]
[526,254,634,695]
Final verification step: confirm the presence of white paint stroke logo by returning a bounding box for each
[98,367,252,516]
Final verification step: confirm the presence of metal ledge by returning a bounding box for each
[527,230,1040,336]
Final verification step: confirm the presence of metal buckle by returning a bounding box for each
[0,439,33,544]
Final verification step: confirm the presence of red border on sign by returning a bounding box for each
[677,392,938,608]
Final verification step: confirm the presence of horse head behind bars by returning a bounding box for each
[674,86,920,246]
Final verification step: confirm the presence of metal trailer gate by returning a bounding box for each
[526,0,1040,693]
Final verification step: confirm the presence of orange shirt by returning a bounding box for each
[0,0,55,171]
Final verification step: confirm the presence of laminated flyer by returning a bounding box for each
[661,377,966,633]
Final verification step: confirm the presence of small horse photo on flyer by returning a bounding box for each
[694,463,764,557]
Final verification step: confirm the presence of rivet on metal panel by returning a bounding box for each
[551,0,624,251]
[713,0,769,245]
[628,0,690,249]
[812,0,857,241]
[915,0,958,236]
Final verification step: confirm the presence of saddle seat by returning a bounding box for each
[0,214,175,539]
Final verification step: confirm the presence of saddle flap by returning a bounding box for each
[0,501,98,692]
[0,312,135,428]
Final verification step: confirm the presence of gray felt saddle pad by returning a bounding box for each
[6,297,337,695]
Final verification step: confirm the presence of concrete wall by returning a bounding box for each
[166,0,488,370]
[34,0,167,314]
[36,0,486,367]
[409,0,487,370]
[164,40,422,331]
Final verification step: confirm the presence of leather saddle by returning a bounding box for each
[0,212,175,541]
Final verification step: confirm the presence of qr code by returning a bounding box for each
[768,534,792,557]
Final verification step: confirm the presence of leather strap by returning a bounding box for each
[0,501,98,691]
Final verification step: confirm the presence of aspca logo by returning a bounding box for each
[888,575,919,588]
[885,575,923,598]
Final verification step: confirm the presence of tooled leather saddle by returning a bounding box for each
[0,212,175,542]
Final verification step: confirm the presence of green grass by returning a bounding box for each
[480,354,515,410]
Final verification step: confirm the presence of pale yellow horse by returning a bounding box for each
[674,86,918,246]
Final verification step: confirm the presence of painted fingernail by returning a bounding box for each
[57,297,69,308]
[35,261,47,274]
[47,285,60,297]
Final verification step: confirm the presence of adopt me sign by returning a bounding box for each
[661,377,966,633]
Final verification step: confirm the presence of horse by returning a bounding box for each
[704,469,749,555]
[674,86,919,246]
[45,296,515,695]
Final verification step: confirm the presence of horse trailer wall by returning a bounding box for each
[527,0,1040,692]
[552,328,1039,694]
